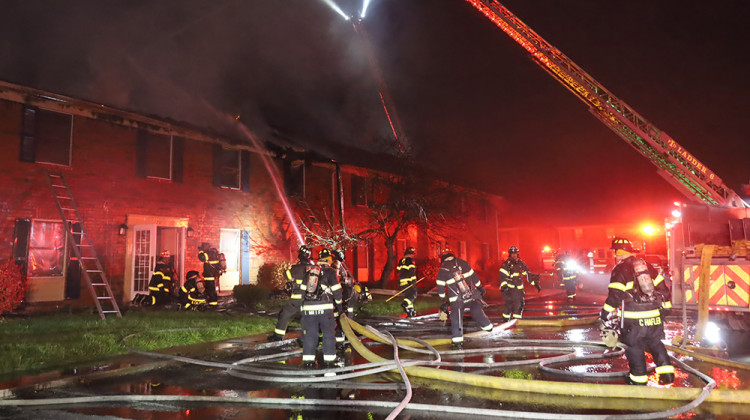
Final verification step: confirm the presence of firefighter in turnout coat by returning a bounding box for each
[300,249,343,369]
[198,244,224,307]
[268,245,313,342]
[397,247,418,317]
[436,249,493,349]
[600,237,674,385]
[147,253,174,306]
[179,270,207,310]
[555,253,579,301]
[500,245,540,320]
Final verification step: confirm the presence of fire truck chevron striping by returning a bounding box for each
[683,265,750,308]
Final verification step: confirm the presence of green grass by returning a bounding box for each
[0,310,275,377]
[359,294,441,316]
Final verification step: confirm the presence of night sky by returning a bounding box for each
[2,0,749,226]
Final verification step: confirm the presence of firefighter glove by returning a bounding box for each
[534,282,542,293]
[478,286,486,297]
[440,302,450,314]
[600,328,619,349]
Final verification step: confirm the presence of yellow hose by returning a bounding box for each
[666,344,750,371]
[341,316,750,404]
[516,316,598,327]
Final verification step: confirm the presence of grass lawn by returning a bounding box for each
[0,292,440,378]
[0,309,275,377]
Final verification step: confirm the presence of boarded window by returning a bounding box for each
[27,220,65,277]
[20,107,73,166]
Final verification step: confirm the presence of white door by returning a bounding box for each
[219,228,240,292]
[132,225,156,295]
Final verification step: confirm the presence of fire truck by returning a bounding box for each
[465,1,750,335]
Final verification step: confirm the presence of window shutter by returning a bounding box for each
[135,129,148,178]
[172,136,184,183]
[212,144,222,187]
[12,218,31,264]
[20,107,37,162]
[240,150,251,192]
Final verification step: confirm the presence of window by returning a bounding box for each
[135,131,184,181]
[213,145,250,191]
[284,160,305,198]
[351,175,367,206]
[20,107,73,166]
[27,220,65,277]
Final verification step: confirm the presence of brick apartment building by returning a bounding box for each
[0,80,506,311]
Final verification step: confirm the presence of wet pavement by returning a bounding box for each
[2,272,750,419]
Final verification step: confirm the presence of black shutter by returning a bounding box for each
[12,218,31,264]
[20,107,37,162]
[240,150,251,192]
[65,222,82,300]
[135,129,148,178]
[212,144,223,187]
[172,136,184,183]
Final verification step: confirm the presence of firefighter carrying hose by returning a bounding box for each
[397,247,418,317]
[179,270,207,310]
[499,245,540,321]
[300,249,343,371]
[198,244,225,307]
[147,251,174,306]
[436,248,493,349]
[268,245,312,342]
[600,237,674,386]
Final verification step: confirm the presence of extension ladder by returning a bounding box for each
[46,172,122,319]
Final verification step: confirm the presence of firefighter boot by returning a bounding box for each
[659,373,675,385]
[401,300,410,316]
[451,342,464,350]
[323,362,337,377]
[407,307,417,317]
[302,361,316,369]
[267,332,284,342]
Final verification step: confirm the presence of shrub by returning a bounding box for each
[256,261,291,290]
[0,260,25,315]
[233,284,271,309]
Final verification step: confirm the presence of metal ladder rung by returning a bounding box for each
[56,196,72,199]
[97,297,113,300]
[92,283,107,286]
[86,270,103,273]
[102,311,119,314]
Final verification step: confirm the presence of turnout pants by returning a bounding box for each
[301,307,337,365]
[401,281,418,311]
[621,318,674,384]
[564,280,577,300]
[204,279,218,306]
[273,297,302,337]
[450,298,493,344]
[502,288,525,320]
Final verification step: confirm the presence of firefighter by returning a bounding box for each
[397,246,418,317]
[300,249,343,371]
[600,237,674,386]
[436,248,493,349]
[499,245,540,321]
[179,270,207,310]
[147,251,174,306]
[268,245,313,342]
[332,249,352,348]
[555,252,578,302]
[198,244,225,307]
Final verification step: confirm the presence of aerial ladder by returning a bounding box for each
[465,0,747,209]
[465,0,750,336]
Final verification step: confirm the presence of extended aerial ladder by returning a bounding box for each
[465,0,748,209]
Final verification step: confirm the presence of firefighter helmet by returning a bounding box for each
[440,248,455,262]
[318,248,333,265]
[186,270,199,281]
[405,246,416,256]
[298,245,312,261]
[334,249,346,262]
[509,245,520,254]
[610,237,634,253]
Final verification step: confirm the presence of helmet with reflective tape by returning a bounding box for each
[405,246,416,256]
[610,237,634,253]
[186,270,200,281]
[440,248,455,262]
[509,245,520,254]
[298,245,312,261]
[318,248,333,265]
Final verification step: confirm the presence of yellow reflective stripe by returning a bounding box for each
[603,303,616,313]
[324,354,337,361]
[204,277,215,280]
[285,270,292,280]
[629,373,648,383]
[208,260,219,264]
[653,274,665,286]
[291,294,302,299]
[623,309,661,319]
[438,293,445,299]
[510,273,521,277]
[436,280,446,286]
[181,286,188,293]
[662,301,672,309]
[397,264,415,270]
[463,269,474,277]
[500,281,508,287]
[449,296,458,302]
[499,268,510,276]
[608,281,632,291]
[300,285,307,291]
[482,324,493,331]
[148,287,159,291]
[330,284,342,291]
[452,336,464,343]
[274,328,286,335]
[301,303,334,311]
[655,365,675,374]
[295,279,303,284]
[302,355,316,361]
[446,279,456,285]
